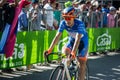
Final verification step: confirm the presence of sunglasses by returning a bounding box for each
[63,17,74,21]
[62,14,76,21]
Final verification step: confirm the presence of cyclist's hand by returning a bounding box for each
[44,50,49,58]
[70,52,76,60]
[44,49,52,58]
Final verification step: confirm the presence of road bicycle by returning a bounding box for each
[44,52,89,80]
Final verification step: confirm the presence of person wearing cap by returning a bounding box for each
[72,0,80,8]
[72,0,81,18]
[107,6,116,28]
[43,0,57,30]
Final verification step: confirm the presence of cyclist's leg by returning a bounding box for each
[78,55,87,80]
[77,40,88,80]
[62,45,71,56]
[62,39,73,56]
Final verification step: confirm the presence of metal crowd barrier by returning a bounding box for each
[27,9,120,31]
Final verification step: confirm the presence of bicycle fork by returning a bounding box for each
[64,62,76,80]
[63,59,71,80]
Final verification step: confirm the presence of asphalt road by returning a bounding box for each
[0,52,120,80]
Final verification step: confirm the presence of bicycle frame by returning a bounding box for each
[45,52,89,80]
[62,58,71,80]
[62,57,79,80]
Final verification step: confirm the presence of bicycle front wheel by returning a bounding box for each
[49,65,67,80]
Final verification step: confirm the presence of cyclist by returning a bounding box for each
[44,7,88,80]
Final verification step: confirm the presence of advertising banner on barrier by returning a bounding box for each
[0,31,68,69]
[0,28,120,69]
[88,28,120,52]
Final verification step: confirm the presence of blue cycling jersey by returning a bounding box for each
[58,19,88,40]
[58,19,88,57]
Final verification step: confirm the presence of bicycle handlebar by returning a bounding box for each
[44,52,61,63]
[44,52,77,65]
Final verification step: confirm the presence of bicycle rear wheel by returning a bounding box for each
[49,64,67,80]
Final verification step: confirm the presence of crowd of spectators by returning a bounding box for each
[25,0,120,30]
[0,0,120,72]
[71,0,120,28]
[1,0,120,32]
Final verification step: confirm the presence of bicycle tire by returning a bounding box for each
[49,64,67,80]
[85,62,89,80]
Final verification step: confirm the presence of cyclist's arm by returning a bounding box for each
[72,33,82,54]
[48,32,62,51]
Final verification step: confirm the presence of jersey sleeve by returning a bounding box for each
[77,22,86,34]
[58,20,65,32]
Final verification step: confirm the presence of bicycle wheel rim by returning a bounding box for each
[49,65,67,80]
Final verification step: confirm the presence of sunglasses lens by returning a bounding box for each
[64,17,73,21]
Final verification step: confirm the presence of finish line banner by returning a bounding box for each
[0,28,120,69]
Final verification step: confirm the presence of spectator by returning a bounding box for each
[72,0,81,18]
[85,0,91,11]
[29,0,44,31]
[39,0,47,29]
[0,0,18,31]
[86,5,98,28]
[0,0,7,31]
[96,4,102,28]
[54,2,61,10]
[72,0,80,8]
[43,0,56,30]
[105,1,112,12]
[101,2,109,27]
[42,0,48,6]
[17,0,31,31]
[5,0,18,24]
[117,7,120,27]
[107,6,116,28]
[53,2,61,29]
[79,4,88,28]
